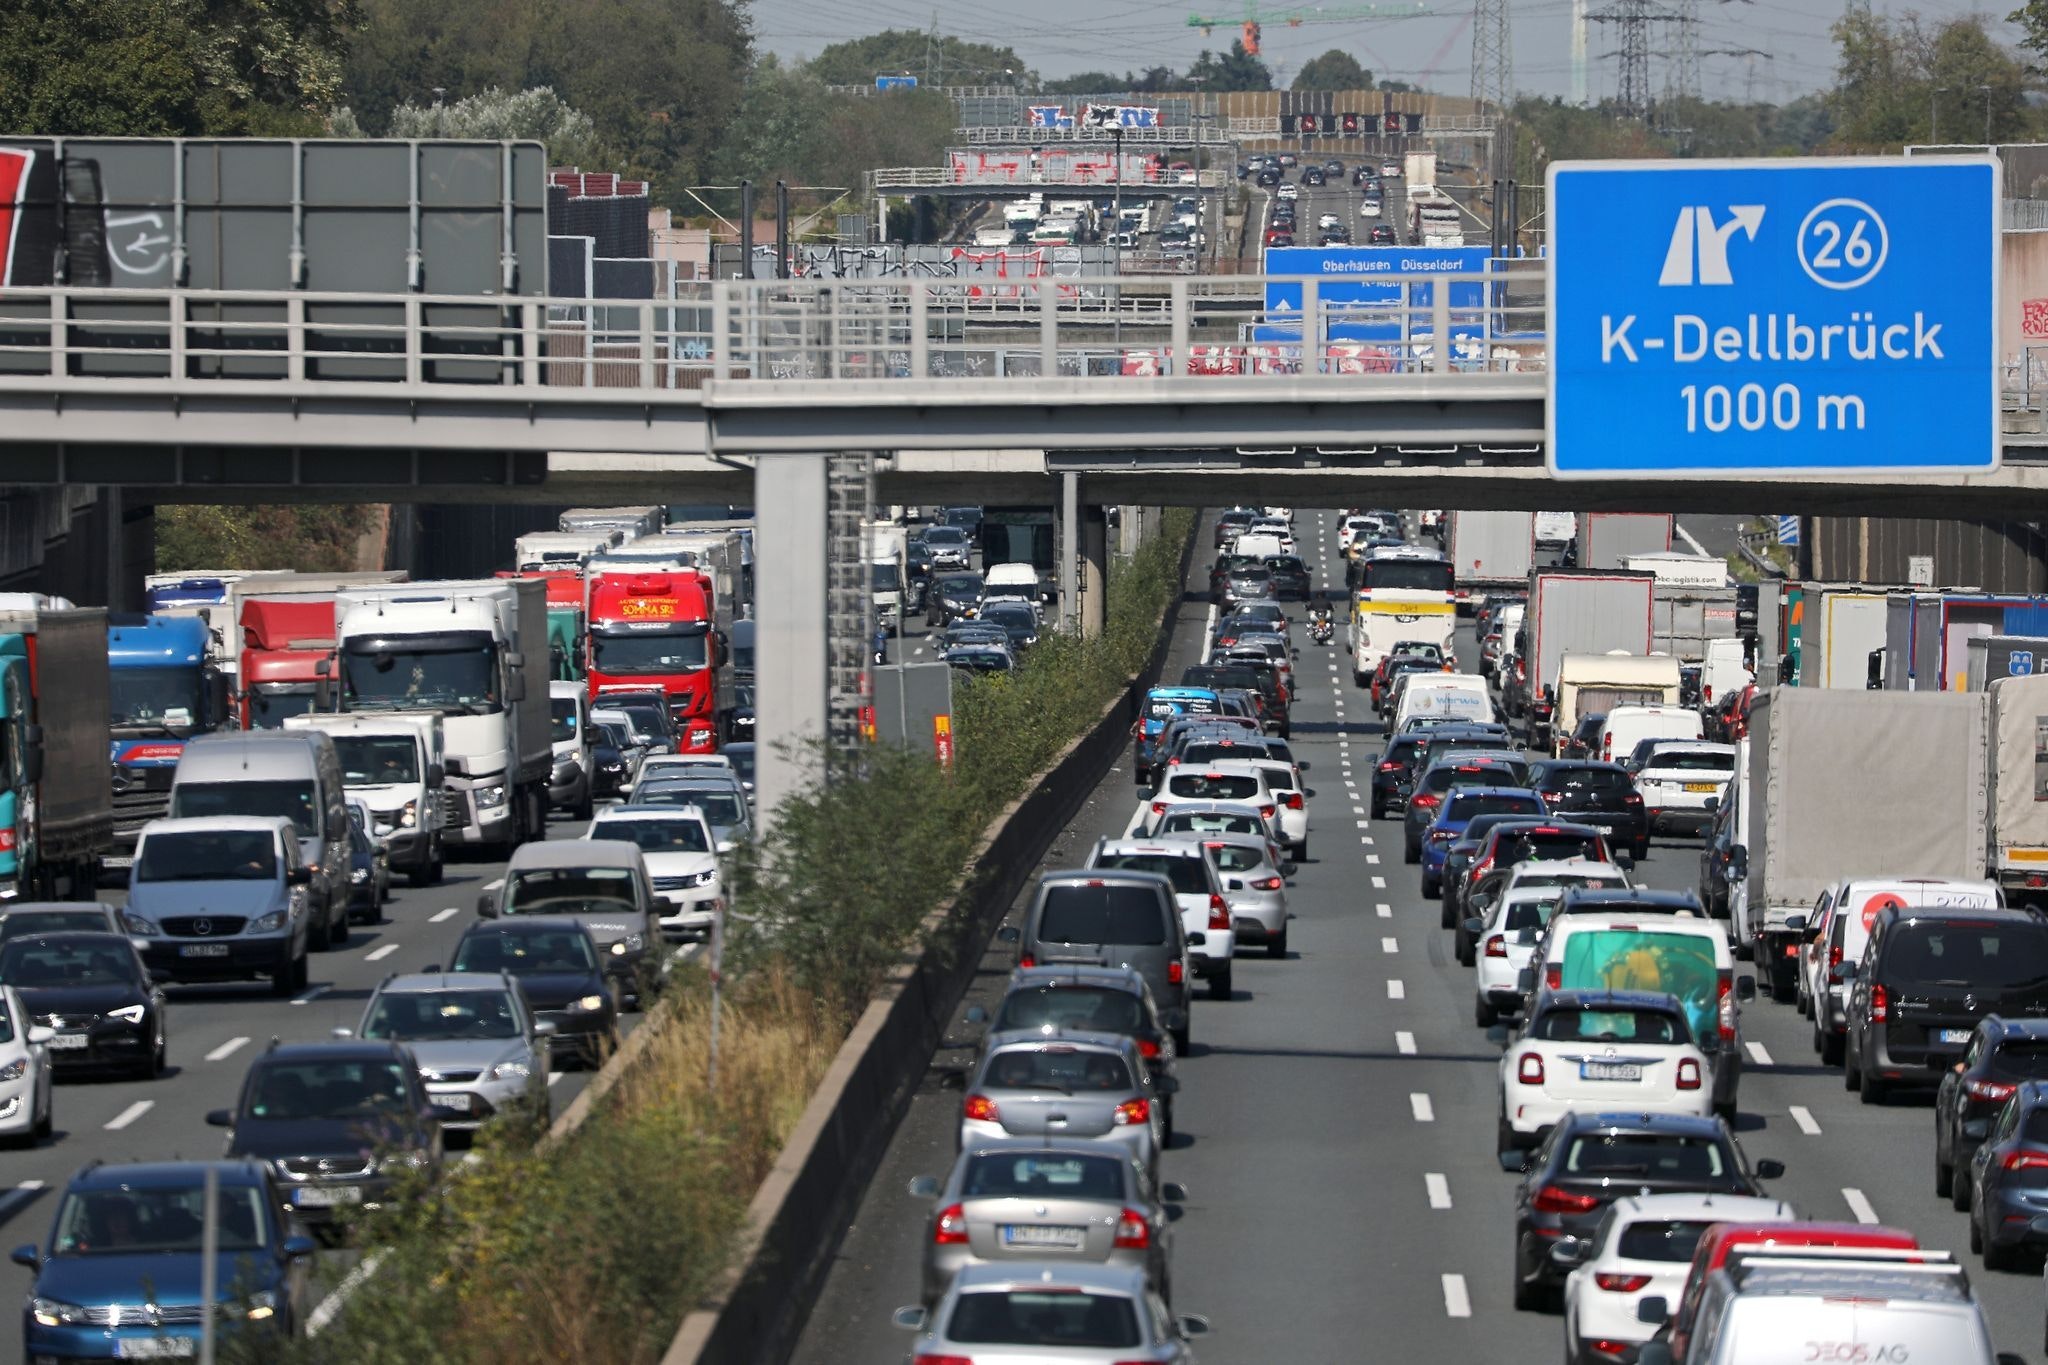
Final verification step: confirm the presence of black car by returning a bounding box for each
[978,600,1039,651]
[589,720,636,798]
[445,918,620,1067]
[1525,759,1648,859]
[1560,711,1609,761]
[1370,733,1429,818]
[1937,1016,2048,1208]
[1262,555,1312,599]
[603,690,682,755]
[1845,906,2048,1104]
[206,1040,454,1225]
[1698,796,1741,919]
[941,506,984,545]
[343,816,388,924]
[0,932,166,1079]
[1458,822,1620,942]
[1301,166,1325,185]
[1255,168,1281,187]
[723,681,756,745]
[1510,1112,1783,1310]
[1442,814,1554,940]
[926,572,985,627]
[1966,1078,2048,1268]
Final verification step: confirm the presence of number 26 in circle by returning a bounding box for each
[1797,199,1889,291]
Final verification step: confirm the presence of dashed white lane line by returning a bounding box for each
[1353,805,1365,815]
[365,943,400,962]
[1356,820,1371,829]
[1425,1172,1453,1209]
[104,1100,154,1131]
[548,1071,566,1087]
[1396,1030,1418,1055]
[1372,875,1386,888]
[1410,1093,1435,1122]
[1441,1273,1472,1318]
[1790,1106,1823,1136]
[1674,521,1708,555]
[1387,979,1406,1000]
[1366,853,1381,864]
[205,1036,250,1063]
[1376,903,1392,918]
[1746,1041,1774,1067]
[1381,936,1399,954]
[429,907,460,924]
[307,1252,385,1337]
[292,985,329,1006]
[1843,1188,1879,1224]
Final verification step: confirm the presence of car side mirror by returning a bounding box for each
[717,840,737,856]
[1498,1149,1530,1173]
[282,1234,317,1259]
[427,764,445,788]
[1462,917,1483,936]
[1736,977,1757,1002]
[1186,932,1207,947]
[24,1025,52,1045]
[477,893,498,919]
[1163,1182,1188,1202]
[1638,1344,1675,1365]
[9,1244,37,1269]
[1637,1296,1670,1327]
[1156,1075,1180,1095]
[1177,1315,1211,1338]
[204,1108,235,1128]
[288,866,311,886]
[1516,968,1535,993]
[1754,1158,1786,1180]
[1549,1235,1591,1268]
[996,925,1019,943]
[1996,1356,2028,1365]
[906,1175,940,1199]
[1297,760,1310,771]
[329,1027,354,1040]
[1837,962,1859,981]
[533,1019,558,1038]
[891,1306,928,1331]
[1728,846,1749,879]
[1614,848,1635,869]
[1785,915,1806,935]
[1702,795,1720,812]
[1965,1118,1992,1140]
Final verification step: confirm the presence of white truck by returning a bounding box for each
[1813,588,1889,689]
[284,711,446,884]
[513,530,619,573]
[1739,687,1990,996]
[1403,151,1437,197]
[1524,570,1656,748]
[865,521,910,628]
[1578,513,1674,569]
[1532,512,1576,549]
[1648,581,1741,665]
[332,579,552,852]
[1446,511,1535,609]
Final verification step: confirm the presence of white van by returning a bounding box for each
[1601,703,1706,767]
[1798,876,2001,1063]
[1393,674,1494,732]
[982,563,1044,608]
[1230,532,1288,561]
[282,711,446,885]
[1699,637,1750,710]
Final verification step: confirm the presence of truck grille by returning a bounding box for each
[161,917,248,938]
[443,789,468,827]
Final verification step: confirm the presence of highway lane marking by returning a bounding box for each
[205,1036,250,1063]
[429,907,459,923]
[1387,979,1405,999]
[1381,936,1399,954]
[1441,1273,1472,1318]
[1674,521,1708,555]
[1790,1106,1822,1136]
[1425,1172,1452,1209]
[1746,1041,1774,1066]
[481,878,504,892]
[1372,876,1386,888]
[1410,1093,1435,1122]
[548,1072,565,1087]
[1356,820,1370,829]
[1353,806,1365,815]
[292,985,330,1006]
[365,944,400,962]
[104,1100,154,1131]
[1366,853,1380,864]
[1376,903,1392,917]
[1842,1188,1879,1224]
[307,1252,385,1337]
[1396,1031,1418,1054]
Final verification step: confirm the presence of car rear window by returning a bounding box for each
[1504,896,1565,932]
[1991,1041,2048,1078]
[1257,765,1298,793]
[1037,886,1168,945]
[1169,773,1260,801]
[1618,1219,1715,1263]
[1648,750,1735,772]
[1445,793,1543,821]
[948,1290,1141,1348]
[1532,1007,1687,1044]
[1206,844,1266,874]
[1546,767,1633,793]
[963,1153,1126,1201]
[1094,853,1209,897]
[1883,923,2048,990]
[1423,763,1524,794]
[984,1047,1136,1093]
[1181,742,1268,767]
[1157,812,1260,838]
[993,986,1143,1036]
[1564,1133,1728,1180]
[1510,834,1606,864]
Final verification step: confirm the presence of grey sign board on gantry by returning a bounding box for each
[872,662,955,760]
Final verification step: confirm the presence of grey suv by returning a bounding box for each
[1000,871,1196,1051]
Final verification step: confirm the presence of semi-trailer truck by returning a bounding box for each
[106,615,232,858]
[0,606,111,898]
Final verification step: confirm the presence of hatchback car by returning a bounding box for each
[1191,833,1289,955]
[1966,1079,2048,1269]
[1500,991,1714,1157]
[974,964,1178,1100]
[1527,760,1649,859]
[0,904,129,943]
[1404,759,1525,862]
[1003,871,1195,1051]
[1471,886,1570,1027]
[631,780,754,848]
[346,971,554,1139]
[0,984,53,1147]
[0,932,167,1079]
[959,1031,1171,1180]
[481,839,662,1006]
[893,1261,1208,1362]
[446,917,618,1067]
[1420,787,1546,899]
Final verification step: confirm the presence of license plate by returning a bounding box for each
[116,1339,195,1360]
[436,1092,474,1111]
[1683,782,1720,793]
[179,943,230,958]
[1002,1224,1086,1249]
[294,1185,363,1208]
[1940,1028,1973,1045]
[44,1033,88,1050]
[1580,1062,1643,1082]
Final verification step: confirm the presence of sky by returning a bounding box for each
[745,0,2024,106]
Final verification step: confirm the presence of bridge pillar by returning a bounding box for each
[1080,509,1106,640]
[1060,472,1080,635]
[751,454,830,838]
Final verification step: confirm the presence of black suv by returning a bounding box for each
[1525,759,1648,859]
[1935,1015,2048,1206]
[1845,906,2048,1104]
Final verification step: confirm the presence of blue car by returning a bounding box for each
[1420,786,1546,900]
[13,1161,314,1358]
[1133,687,1220,787]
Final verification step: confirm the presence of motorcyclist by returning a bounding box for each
[1307,591,1334,642]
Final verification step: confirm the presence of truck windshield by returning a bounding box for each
[590,627,709,675]
[1361,562,1454,593]
[247,685,316,729]
[871,563,902,592]
[343,645,498,714]
[109,666,204,733]
[331,735,419,786]
[172,781,317,838]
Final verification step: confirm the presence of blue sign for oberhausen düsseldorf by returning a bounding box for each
[1548,157,1998,477]
[1264,245,1490,314]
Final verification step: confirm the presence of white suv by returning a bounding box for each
[1089,839,1238,999]
[1499,990,1712,1156]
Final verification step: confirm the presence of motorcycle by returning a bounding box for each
[1307,614,1334,646]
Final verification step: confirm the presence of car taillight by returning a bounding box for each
[1414,793,1441,809]
[933,1203,969,1244]
[1532,1185,1601,1214]
[1601,740,1611,761]
[1114,1098,1151,1126]
[1517,1052,1544,1085]
[1379,760,1404,772]
[962,1094,999,1123]
[1136,1037,1161,1058]
[1019,954,1036,969]
[1151,802,1167,815]
[1208,895,1231,931]
[1471,856,1494,882]
[1623,791,1644,806]
[913,1356,974,1365]
[1870,983,1889,1024]
[1545,964,1561,991]
[1677,1058,1702,1090]
[2004,1149,2048,1171]
[1827,943,1843,978]
[1595,1273,1653,1293]
[1485,934,1508,958]
[1113,1207,1151,1249]
[1260,804,1276,818]
[1968,1078,2018,1103]
[1283,792,1304,810]
[1250,875,1284,890]
[1717,972,1736,1044]
[1168,960,1184,984]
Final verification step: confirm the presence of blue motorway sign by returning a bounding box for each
[1263,244,1490,315]
[1775,514,1800,546]
[875,74,918,90]
[1548,157,1999,478]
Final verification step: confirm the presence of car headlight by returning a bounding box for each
[108,1004,147,1025]
[0,1058,25,1082]
[476,783,507,809]
[250,909,289,933]
[570,994,606,1012]
[350,866,370,884]
[400,799,418,829]
[489,1059,531,1081]
[373,1149,430,1175]
[243,1289,278,1322]
[31,1296,87,1327]
[122,912,159,937]
[609,933,645,955]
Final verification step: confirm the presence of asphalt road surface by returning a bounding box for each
[793,509,2044,1364]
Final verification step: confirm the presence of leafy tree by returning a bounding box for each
[804,29,1027,88]
[1293,48,1371,91]
[158,505,380,573]
[716,58,832,184]
[1188,40,1272,91]
[1831,12,2027,148]
[338,85,610,166]
[1040,70,1125,94]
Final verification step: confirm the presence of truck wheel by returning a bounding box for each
[408,858,433,889]
[308,901,332,952]
[272,955,300,997]
[329,899,350,947]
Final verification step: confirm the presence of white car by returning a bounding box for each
[1246,518,1297,553]
[1247,757,1309,858]
[1338,515,1376,552]
[1631,742,1736,836]
[1190,831,1290,955]
[1499,990,1713,1156]
[1089,839,1238,999]
[1134,764,1284,846]
[1358,198,1382,218]
[1381,160,1401,177]
[1468,857,1632,926]
[1274,182,1299,201]
[1261,507,1295,522]
[585,806,724,939]
[1472,886,1566,1027]
[1560,1194,1797,1365]
[0,984,52,1145]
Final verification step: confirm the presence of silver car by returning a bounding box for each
[630,779,754,847]
[959,1031,1168,1180]
[894,1261,1209,1363]
[1185,832,1290,955]
[907,1139,1183,1305]
[347,970,554,1139]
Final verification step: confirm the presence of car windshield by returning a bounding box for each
[0,912,110,941]
[331,734,419,786]
[590,628,711,674]
[1564,1132,1729,1180]
[171,781,317,838]
[964,1152,1126,1200]
[1618,1219,1715,1263]
[1533,1007,1686,1043]
[362,988,520,1041]
[984,1047,1135,1092]
[593,817,712,853]
[343,643,498,714]
[947,1290,1142,1348]
[1884,924,2048,989]
[549,698,578,743]
[52,1185,271,1256]
[638,789,743,825]
[452,928,599,975]
[1169,773,1260,801]
[503,868,639,916]
[1038,886,1167,945]
[1360,560,1454,592]
[136,830,277,882]
[939,574,984,601]
[1093,853,1209,897]
[244,1059,411,1121]
[994,985,1144,1034]
[0,939,136,987]
[923,527,968,546]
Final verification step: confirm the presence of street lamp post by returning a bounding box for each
[1931,85,1950,142]
[1112,124,1124,348]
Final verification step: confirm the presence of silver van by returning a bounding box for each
[479,839,661,1006]
[125,816,314,993]
[169,730,350,949]
[1000,871,1196,1051]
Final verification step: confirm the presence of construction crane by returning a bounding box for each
[1189,2,1430,55]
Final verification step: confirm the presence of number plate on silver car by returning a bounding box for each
[1002,1224,1085,1249]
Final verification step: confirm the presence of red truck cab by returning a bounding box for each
[238,598,337,729]
[584,572,723,753]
